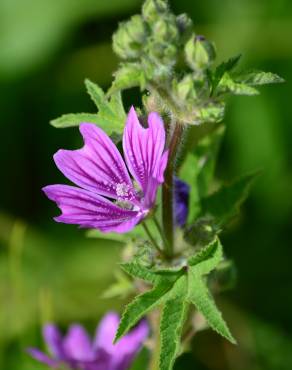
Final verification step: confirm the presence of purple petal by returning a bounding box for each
[43,184,142,233]
[63,324,94,362]
[54,123,137,202]
[174,177,190,226]
[27,348,60,368]
[43,324,66,360]
[93,312,119,353]
[94,313,149,370]
[123,108,168,203]
[111,319,149,370]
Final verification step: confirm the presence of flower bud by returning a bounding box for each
[176,13,193,40]
[152,15,178,43]
[142,0,168,24]
[113,15,146,60]
[173,75,196,101]
[185,35,216,71]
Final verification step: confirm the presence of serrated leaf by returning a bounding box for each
[114,279,177,343]
[50,113,100,128]
[236,70,284,86]
[195,103,225,124]
[211,54,241,93]
[187,274,236,343]
[51,80,126,137]
[120,262,159,284]
[188,237,223,274]
[118,239,236,368]
[218,72,259,96]
[201,171,259,226]
[85,78,126,135]
[160,279,188,370]
[109,63,146,94]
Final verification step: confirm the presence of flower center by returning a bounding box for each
[116,183,131,198]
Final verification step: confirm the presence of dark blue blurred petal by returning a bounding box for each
[174,177,190,227]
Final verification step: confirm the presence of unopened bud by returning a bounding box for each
[176,13,193,39]
[142,0,168,24]
[152,15,178,43]
[113,15,146,60]
[185,34,216,71]
[173,75,196,101]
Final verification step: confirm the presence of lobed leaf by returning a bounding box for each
[211,54,242,93]
[120,262,159,284]
[218,73,259,96]
[187,274,236,343]
[50,113,99,128]
[114,280,176,343]
[235,70,284,86]
[51,79,126,137]
[109,63,146,94]
[159,276,188,370]
[188,237,223,275]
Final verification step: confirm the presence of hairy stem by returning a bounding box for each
[162,123,184,257]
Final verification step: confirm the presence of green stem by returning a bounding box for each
[142,222,163,255]
[162,123,184,257]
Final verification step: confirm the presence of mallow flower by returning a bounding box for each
[27,312,148,370]
[43,107,168,233]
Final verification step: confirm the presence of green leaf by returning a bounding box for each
[51,79,126,137]
[201,171,259,226]
[195,103,225,124]
[114,279,177,343]
[109,63,146,93]
[236,70,285,86]
[50,113,100,128]
[187,275,236,343]
[85,78,106,108]
[85,78,126,134]
[160,279,188,370]
[218,72,259,96]
[120,261,159,284]
[118,238,235,368]
[211,54,241,92]
[188,237,223,274]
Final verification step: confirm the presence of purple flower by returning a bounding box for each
[43,107,168,233]
[27,312,149,370]
[174,177,190,227]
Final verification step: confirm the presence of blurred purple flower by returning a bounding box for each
[43,107,168,233]
[27,312,148,370]
[174,177,190,227]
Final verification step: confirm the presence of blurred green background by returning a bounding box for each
[0,0,291,369]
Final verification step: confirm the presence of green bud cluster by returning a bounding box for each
[110,0,283,127]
